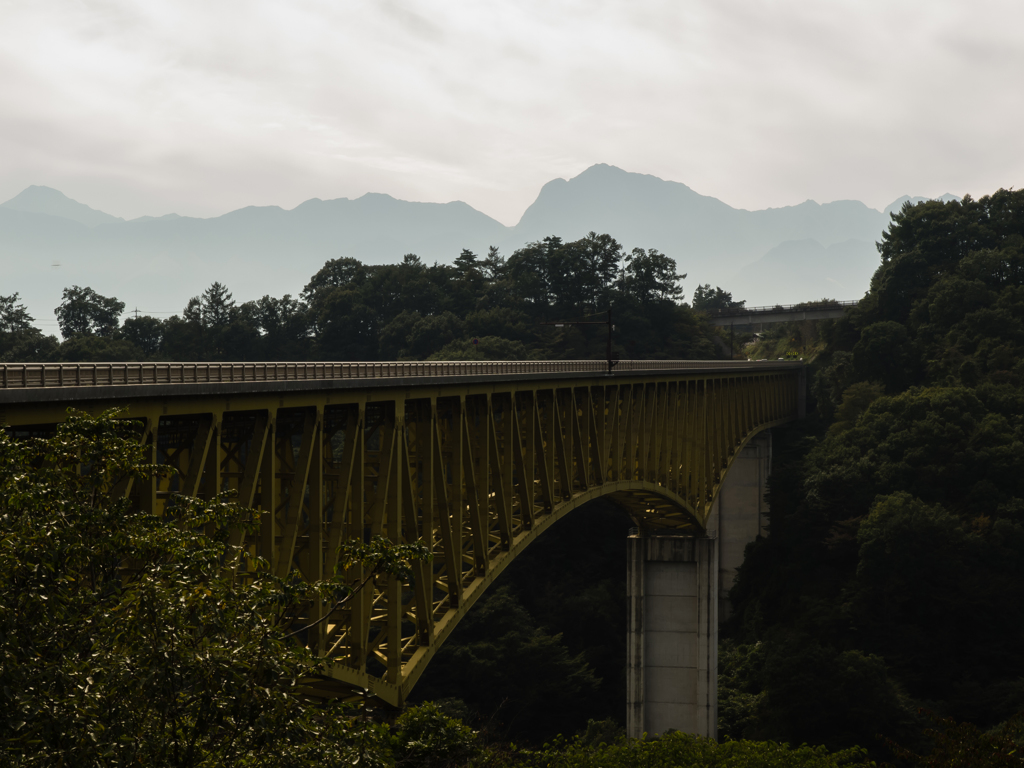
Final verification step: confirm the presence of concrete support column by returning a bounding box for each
[712,430,771,623]
[626,535,718,739]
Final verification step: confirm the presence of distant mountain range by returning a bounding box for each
[1,165,959,328]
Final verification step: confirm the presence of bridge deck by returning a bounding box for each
[1,359,802,403]
[705,299,858,326]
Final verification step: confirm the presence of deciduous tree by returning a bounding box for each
[0,409,427,767]
[54,285,125,338]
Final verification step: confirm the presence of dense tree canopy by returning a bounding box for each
[55,285,125,338]
[692,283,745,311]
[0,293,58,362]
[1,232,718,364]
[724,190,1024,753]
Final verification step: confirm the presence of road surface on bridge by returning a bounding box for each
[705,299,858,326]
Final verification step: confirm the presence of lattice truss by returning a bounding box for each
[112,372,799,705]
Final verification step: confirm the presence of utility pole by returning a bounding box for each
[539,308,619,373]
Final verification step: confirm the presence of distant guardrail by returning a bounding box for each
[703,299,859,319]
[0,359,803,391]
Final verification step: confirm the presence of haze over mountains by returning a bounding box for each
[1,165,958,330]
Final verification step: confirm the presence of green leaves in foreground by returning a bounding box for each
[517,731,872,768]
[0,409,427,767]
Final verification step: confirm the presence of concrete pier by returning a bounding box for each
[711,431,771,622]
[626,430,771,739]
[626,535,718,739]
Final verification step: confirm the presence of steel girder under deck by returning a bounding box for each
[1,362,803,707]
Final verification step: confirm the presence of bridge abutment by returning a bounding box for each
[626,535,718,739]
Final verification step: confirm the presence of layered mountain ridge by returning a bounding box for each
[1,166,958,326]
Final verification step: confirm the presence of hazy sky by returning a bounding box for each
[1,0,1021,225]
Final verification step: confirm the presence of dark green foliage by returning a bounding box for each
[717,641,766,741]
[388,703,480,768]
[381,310,464,359]
[55,333,146,361]
[411,586,601,742]
[505,237,560,314]
[805,386,1024,528]
[622,247,683,305]
[728,189,1024,751]
[0,330,59,362]
[428,335,532,361]
[851,320,919,391]
[872,191,1024,325]
[121,314,165,356]
[849,494,1024,704]
[311,285,379,360]
[239,294,313,360]
[888,712,1024,767]
[199,281,235,326]
[463,307,533,342]
[513,730,872,768]
[11,231,718,364]
[411,500,632,744]
[0,410,428,766]
[0,293,58,362]
[718,636,913,754]
[753,636,910,753]
[554,234,624,311]
[811,350,855,422]
[0,292,34,334]
[55,284,125,337]
[827,381,884,435]
[692,284,745,311]
[575,718,626,747]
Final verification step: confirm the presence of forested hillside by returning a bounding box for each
[723,189,1024,753]
[0,232,718,364]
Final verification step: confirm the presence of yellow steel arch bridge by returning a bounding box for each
[1,359,804,707]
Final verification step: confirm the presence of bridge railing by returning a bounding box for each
[704,299,859,318]
[0,359,799,390]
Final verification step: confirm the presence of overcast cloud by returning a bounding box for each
[1,0,1021,225]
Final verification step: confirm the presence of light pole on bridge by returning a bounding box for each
[538,308,619,374]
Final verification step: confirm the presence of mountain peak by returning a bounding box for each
[573,163,699,192]
[514,164,713,231]
[574,163,626,177]
[1,185,122,227]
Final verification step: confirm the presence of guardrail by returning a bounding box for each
[704,299,859,318]
[0,359,801,390]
